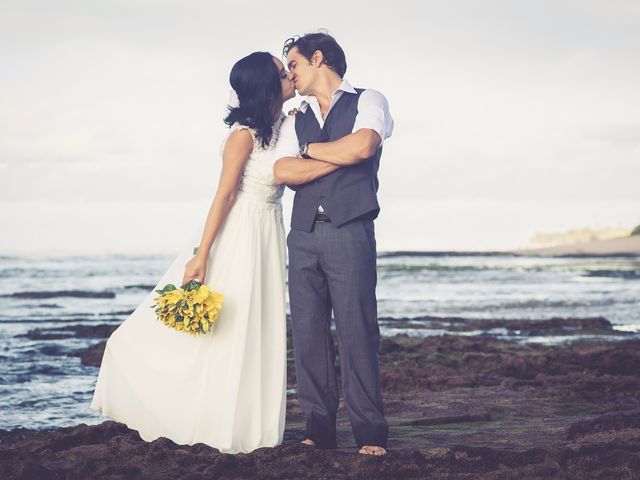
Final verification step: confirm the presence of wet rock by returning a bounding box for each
[67,340,107,367]
[379,315,629,338]
[4,323,640,478]
[19,324,119,341]
[566,408,640,441]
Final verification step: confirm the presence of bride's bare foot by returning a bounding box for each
[358,445,386,456]
[301,438,316,446]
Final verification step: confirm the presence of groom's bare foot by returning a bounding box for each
[358,445,386,456]
[301,438,316,447]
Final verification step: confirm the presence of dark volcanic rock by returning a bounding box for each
[379,315,629,338]
[67,340,107,367]
[1,415,639,479]
[18,324,119,341]
[378,335,640,393]
[4,319,640,478]
[566,407,640,441]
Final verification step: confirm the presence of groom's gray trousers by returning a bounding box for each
[287,217,388,449]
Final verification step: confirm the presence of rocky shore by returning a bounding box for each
[2,317,640,479]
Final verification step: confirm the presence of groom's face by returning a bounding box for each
[286,47,315,95]
[273,56,295,102]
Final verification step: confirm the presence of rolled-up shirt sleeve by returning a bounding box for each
[273,115,300,161]
[352,89,394,145]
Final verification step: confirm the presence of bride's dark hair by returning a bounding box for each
[224,52,282,148]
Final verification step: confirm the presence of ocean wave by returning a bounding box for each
[16,312,103,318]
[0,290,116,299]
[378,264,493,272]
[582,270,640,280]
[481,299,619,309]
[0,268,27,277]
[123,284,155,290]
[14,303,63,309]
[28,362,67,374]
[0,268,71,279]
[98,310,134,316]
[378,251,512,258]
[0,317,124,324]
[37,345,69,357]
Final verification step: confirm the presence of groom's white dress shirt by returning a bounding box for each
[274,78,394,213]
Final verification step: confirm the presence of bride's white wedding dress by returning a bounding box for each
[90,120,287,454]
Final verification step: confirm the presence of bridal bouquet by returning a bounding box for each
[151,279,224,335]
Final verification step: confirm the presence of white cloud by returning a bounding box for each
[1,1,639,252]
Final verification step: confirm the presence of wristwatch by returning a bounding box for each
[299,142,311,159]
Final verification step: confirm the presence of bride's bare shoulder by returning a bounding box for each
[220,124,255,158]
[223,128,253,155]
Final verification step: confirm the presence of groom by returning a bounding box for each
[274,32,393,456]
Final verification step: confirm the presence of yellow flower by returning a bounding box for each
[164,290,181,305]
[153,281,223,335]
[193,285,211,303]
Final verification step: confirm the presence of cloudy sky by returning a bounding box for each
[1,0,639,254]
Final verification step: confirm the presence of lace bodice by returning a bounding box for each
[221,119,285,203]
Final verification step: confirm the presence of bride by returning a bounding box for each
[90,51,295,453]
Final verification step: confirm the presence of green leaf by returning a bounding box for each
[161,284,177,293]
[193,246,199,255]
[181,278,201,291]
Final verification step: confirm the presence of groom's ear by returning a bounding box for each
[310,50,324,67]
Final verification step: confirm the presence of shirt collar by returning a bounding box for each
[299,78,356,112]
[336,78,357,95]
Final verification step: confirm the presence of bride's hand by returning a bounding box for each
[182,254,208,286]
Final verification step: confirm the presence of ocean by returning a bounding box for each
[1,252,639,431]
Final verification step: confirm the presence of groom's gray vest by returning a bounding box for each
[291,88,382,232]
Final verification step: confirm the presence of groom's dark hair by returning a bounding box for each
[283,32,347,78]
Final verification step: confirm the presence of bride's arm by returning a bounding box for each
[182,129,253,284]
[198,129,254,251]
